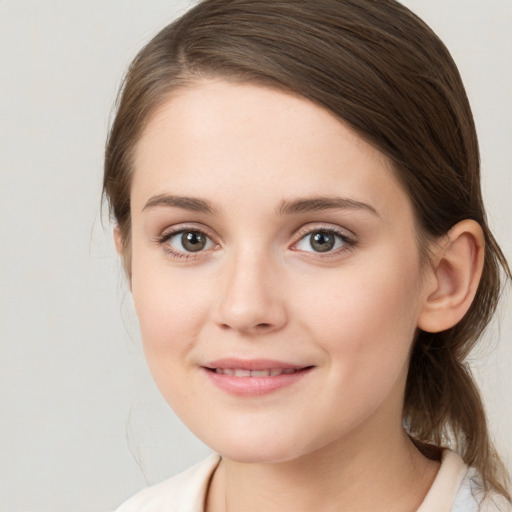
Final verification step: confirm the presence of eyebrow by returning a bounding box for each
[277,196,380,217]
[142,194,379,217]
[143,194,218,214]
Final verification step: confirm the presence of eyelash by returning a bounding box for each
[155,225,216,261]
[155,224,357,261]
[291,226,357,259]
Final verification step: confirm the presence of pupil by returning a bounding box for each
[182,231,206,252]
[311,232,334,252]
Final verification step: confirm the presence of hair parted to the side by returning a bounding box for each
[103,0,511,499]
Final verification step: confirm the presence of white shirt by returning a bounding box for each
[114,450,511,512]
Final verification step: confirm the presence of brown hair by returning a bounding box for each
[104,0,511,498]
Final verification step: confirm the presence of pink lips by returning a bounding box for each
[202,358,313,396]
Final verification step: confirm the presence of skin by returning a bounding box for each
[123,80,483,511]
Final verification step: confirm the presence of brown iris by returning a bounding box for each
[181,231,207,252]
[310,231,335,252]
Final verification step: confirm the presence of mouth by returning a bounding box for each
[208,367,304,377]
[202,359,314,396]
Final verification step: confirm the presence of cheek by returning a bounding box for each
[292,251,423,385]
[131,263,211,365]
[130,266,216,415]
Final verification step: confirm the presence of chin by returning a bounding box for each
[199,426,330,465]
[218,443,303,464]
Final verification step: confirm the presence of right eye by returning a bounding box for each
[162,229,216,254]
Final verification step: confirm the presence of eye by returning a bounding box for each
[164,229,216,254]
[294,229,353,253]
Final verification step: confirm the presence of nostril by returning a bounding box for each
[256,323,272,329]
[219,322,272,331]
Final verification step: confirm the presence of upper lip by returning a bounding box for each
[203,358,309,371]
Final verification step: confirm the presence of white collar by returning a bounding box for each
[115,449,477,512]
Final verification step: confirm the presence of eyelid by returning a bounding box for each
[157,223,217,242]
[292,223,356,243]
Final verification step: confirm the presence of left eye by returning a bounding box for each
[295,230,348,253]
[166,230,216,253]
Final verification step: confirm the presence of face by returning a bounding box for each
[128,80,431,464]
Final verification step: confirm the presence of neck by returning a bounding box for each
[206,416,439,512]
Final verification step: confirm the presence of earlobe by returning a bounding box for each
[418,220,485,333]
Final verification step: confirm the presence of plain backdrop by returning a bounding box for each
[0,1,510,511]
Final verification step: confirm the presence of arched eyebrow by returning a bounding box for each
[277,196,380,217]
[142,194,379,217]
[142,194,218,214]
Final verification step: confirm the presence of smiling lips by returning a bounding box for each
[203,359,313,396]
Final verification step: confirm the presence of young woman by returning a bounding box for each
[104,0,511,510]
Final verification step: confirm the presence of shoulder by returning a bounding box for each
[113,453,221,512]
[418,450,511,512]
[452,467,512,512]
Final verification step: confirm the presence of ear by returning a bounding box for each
[114,225,124,255]
[113,226,133,286]
[418,220,485,333]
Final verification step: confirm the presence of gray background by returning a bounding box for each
[0,1,510,511]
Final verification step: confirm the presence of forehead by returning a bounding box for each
[131,80,410,220]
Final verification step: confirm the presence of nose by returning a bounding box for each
[213,249,288,336]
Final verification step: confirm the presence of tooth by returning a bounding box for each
[214,367,300,377]
[251,370,270,377]
[234,369,251,377]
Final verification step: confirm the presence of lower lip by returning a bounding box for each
[202,367,313,397]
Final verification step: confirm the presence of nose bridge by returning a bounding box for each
[215,243,287,334]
